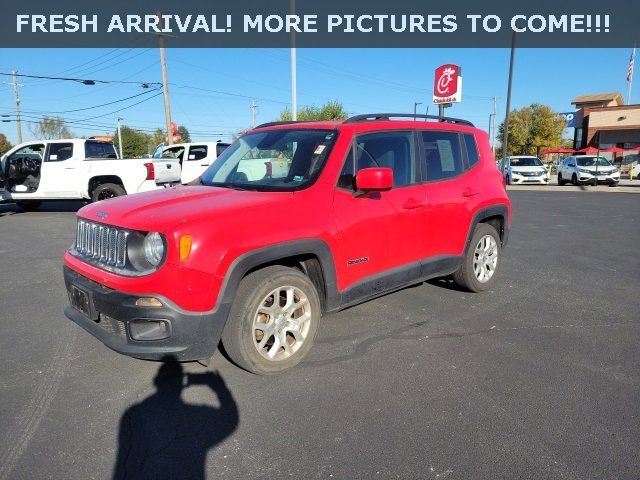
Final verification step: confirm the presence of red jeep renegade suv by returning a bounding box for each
[63,114,511,374]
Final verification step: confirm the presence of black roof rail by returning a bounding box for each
[344,113,474,127]
[253,119,342,129]
[253,120,299,129]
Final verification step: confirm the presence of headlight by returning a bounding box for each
[578,168,592,174]
[143,232,165,266]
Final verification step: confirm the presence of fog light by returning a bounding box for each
[135,297,163,307]
[129,319,171,341]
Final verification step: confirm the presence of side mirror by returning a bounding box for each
[355,167,393,191]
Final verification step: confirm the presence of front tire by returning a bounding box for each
[571,173,578,185]
[222,265,321,375]
[609,181,619,187]
[453,223,502,292]
[557,173,565,186]
[91,183,126,203]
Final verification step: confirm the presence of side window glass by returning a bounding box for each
[9,144,45,162]
[188,146,208,161]
[421,131,464,181]
[463,134,479,168]
[47,143,74,162]
[338,131,415,190]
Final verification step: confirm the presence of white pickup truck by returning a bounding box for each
[153,141,230,184]
[0,138,181,210]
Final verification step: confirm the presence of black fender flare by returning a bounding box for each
[464,204,510,254]
[216,238,341,314]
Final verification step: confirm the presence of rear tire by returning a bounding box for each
[15,200,42,211]
[222,265,321,375]
[91,183,126,203]
[557,173,565,186]
[453,223,502,293]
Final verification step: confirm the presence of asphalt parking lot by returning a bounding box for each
[1,190,639,480]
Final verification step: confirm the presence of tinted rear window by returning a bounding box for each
[85,141,117,159]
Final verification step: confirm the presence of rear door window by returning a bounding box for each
[338,131,416,190]
[420,131,464,181]
[187,145,208,161]
[47,143,74,162]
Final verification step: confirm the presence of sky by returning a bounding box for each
[0,47,636,145]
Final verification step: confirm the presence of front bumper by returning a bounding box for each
[63,266,230,361]
[511,174,549,184]
[577,172,620,183]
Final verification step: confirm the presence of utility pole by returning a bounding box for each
[12,70,23,144]
[491,96,497,157]
[290,0,297,121]
[116,117,123,159]
[249,99,258,128]
[158,35,173,145]
[413,102,422,120]
[501,31,516,176]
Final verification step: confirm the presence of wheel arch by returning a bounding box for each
[464,205,510,254]
[87,175,126,197]
[217,239,340,314]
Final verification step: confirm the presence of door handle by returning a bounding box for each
[402,198,425,210]
[200,163,209,167]
[462,188,479,197]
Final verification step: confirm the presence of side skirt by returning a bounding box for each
[333,255,462,312]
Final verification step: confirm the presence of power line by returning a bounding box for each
[16,88,161,115]
[0,72,161,88]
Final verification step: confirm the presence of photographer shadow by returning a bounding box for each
[113,358,239,480]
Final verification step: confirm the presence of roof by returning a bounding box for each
[571,92,623,105]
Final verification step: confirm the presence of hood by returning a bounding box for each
[78,185,294,232]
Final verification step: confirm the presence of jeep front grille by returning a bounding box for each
[75,219,128,268]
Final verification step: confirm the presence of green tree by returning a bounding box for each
[113,126,150,158]
[149,128,166,153]
[0,133,13,156]
[277,100,348,122]
[29,116,73,140]
[177,125,191,143]
[497,104,566,157]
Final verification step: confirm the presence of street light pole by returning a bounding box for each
[501,31,516,177]
[413,102,422,120]
[116,117,123,159]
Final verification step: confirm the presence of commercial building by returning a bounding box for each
[571,93,640,166]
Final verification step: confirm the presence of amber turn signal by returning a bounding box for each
[179,235,192,261]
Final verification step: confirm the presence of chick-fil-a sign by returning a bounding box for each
[433,64,462,104]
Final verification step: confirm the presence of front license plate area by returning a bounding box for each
[70,285,97,320]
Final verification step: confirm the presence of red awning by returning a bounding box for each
[541,148,575,154]
[576,147,600,154]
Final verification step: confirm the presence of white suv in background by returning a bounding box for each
[557,156,620,186]
[500,156,549,185]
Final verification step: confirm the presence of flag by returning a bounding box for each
[627,48,635,82]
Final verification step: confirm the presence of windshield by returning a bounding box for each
[576,156,612,167]
[85,141,117,159]
[510,157,542,167]
[201,129,337,191]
